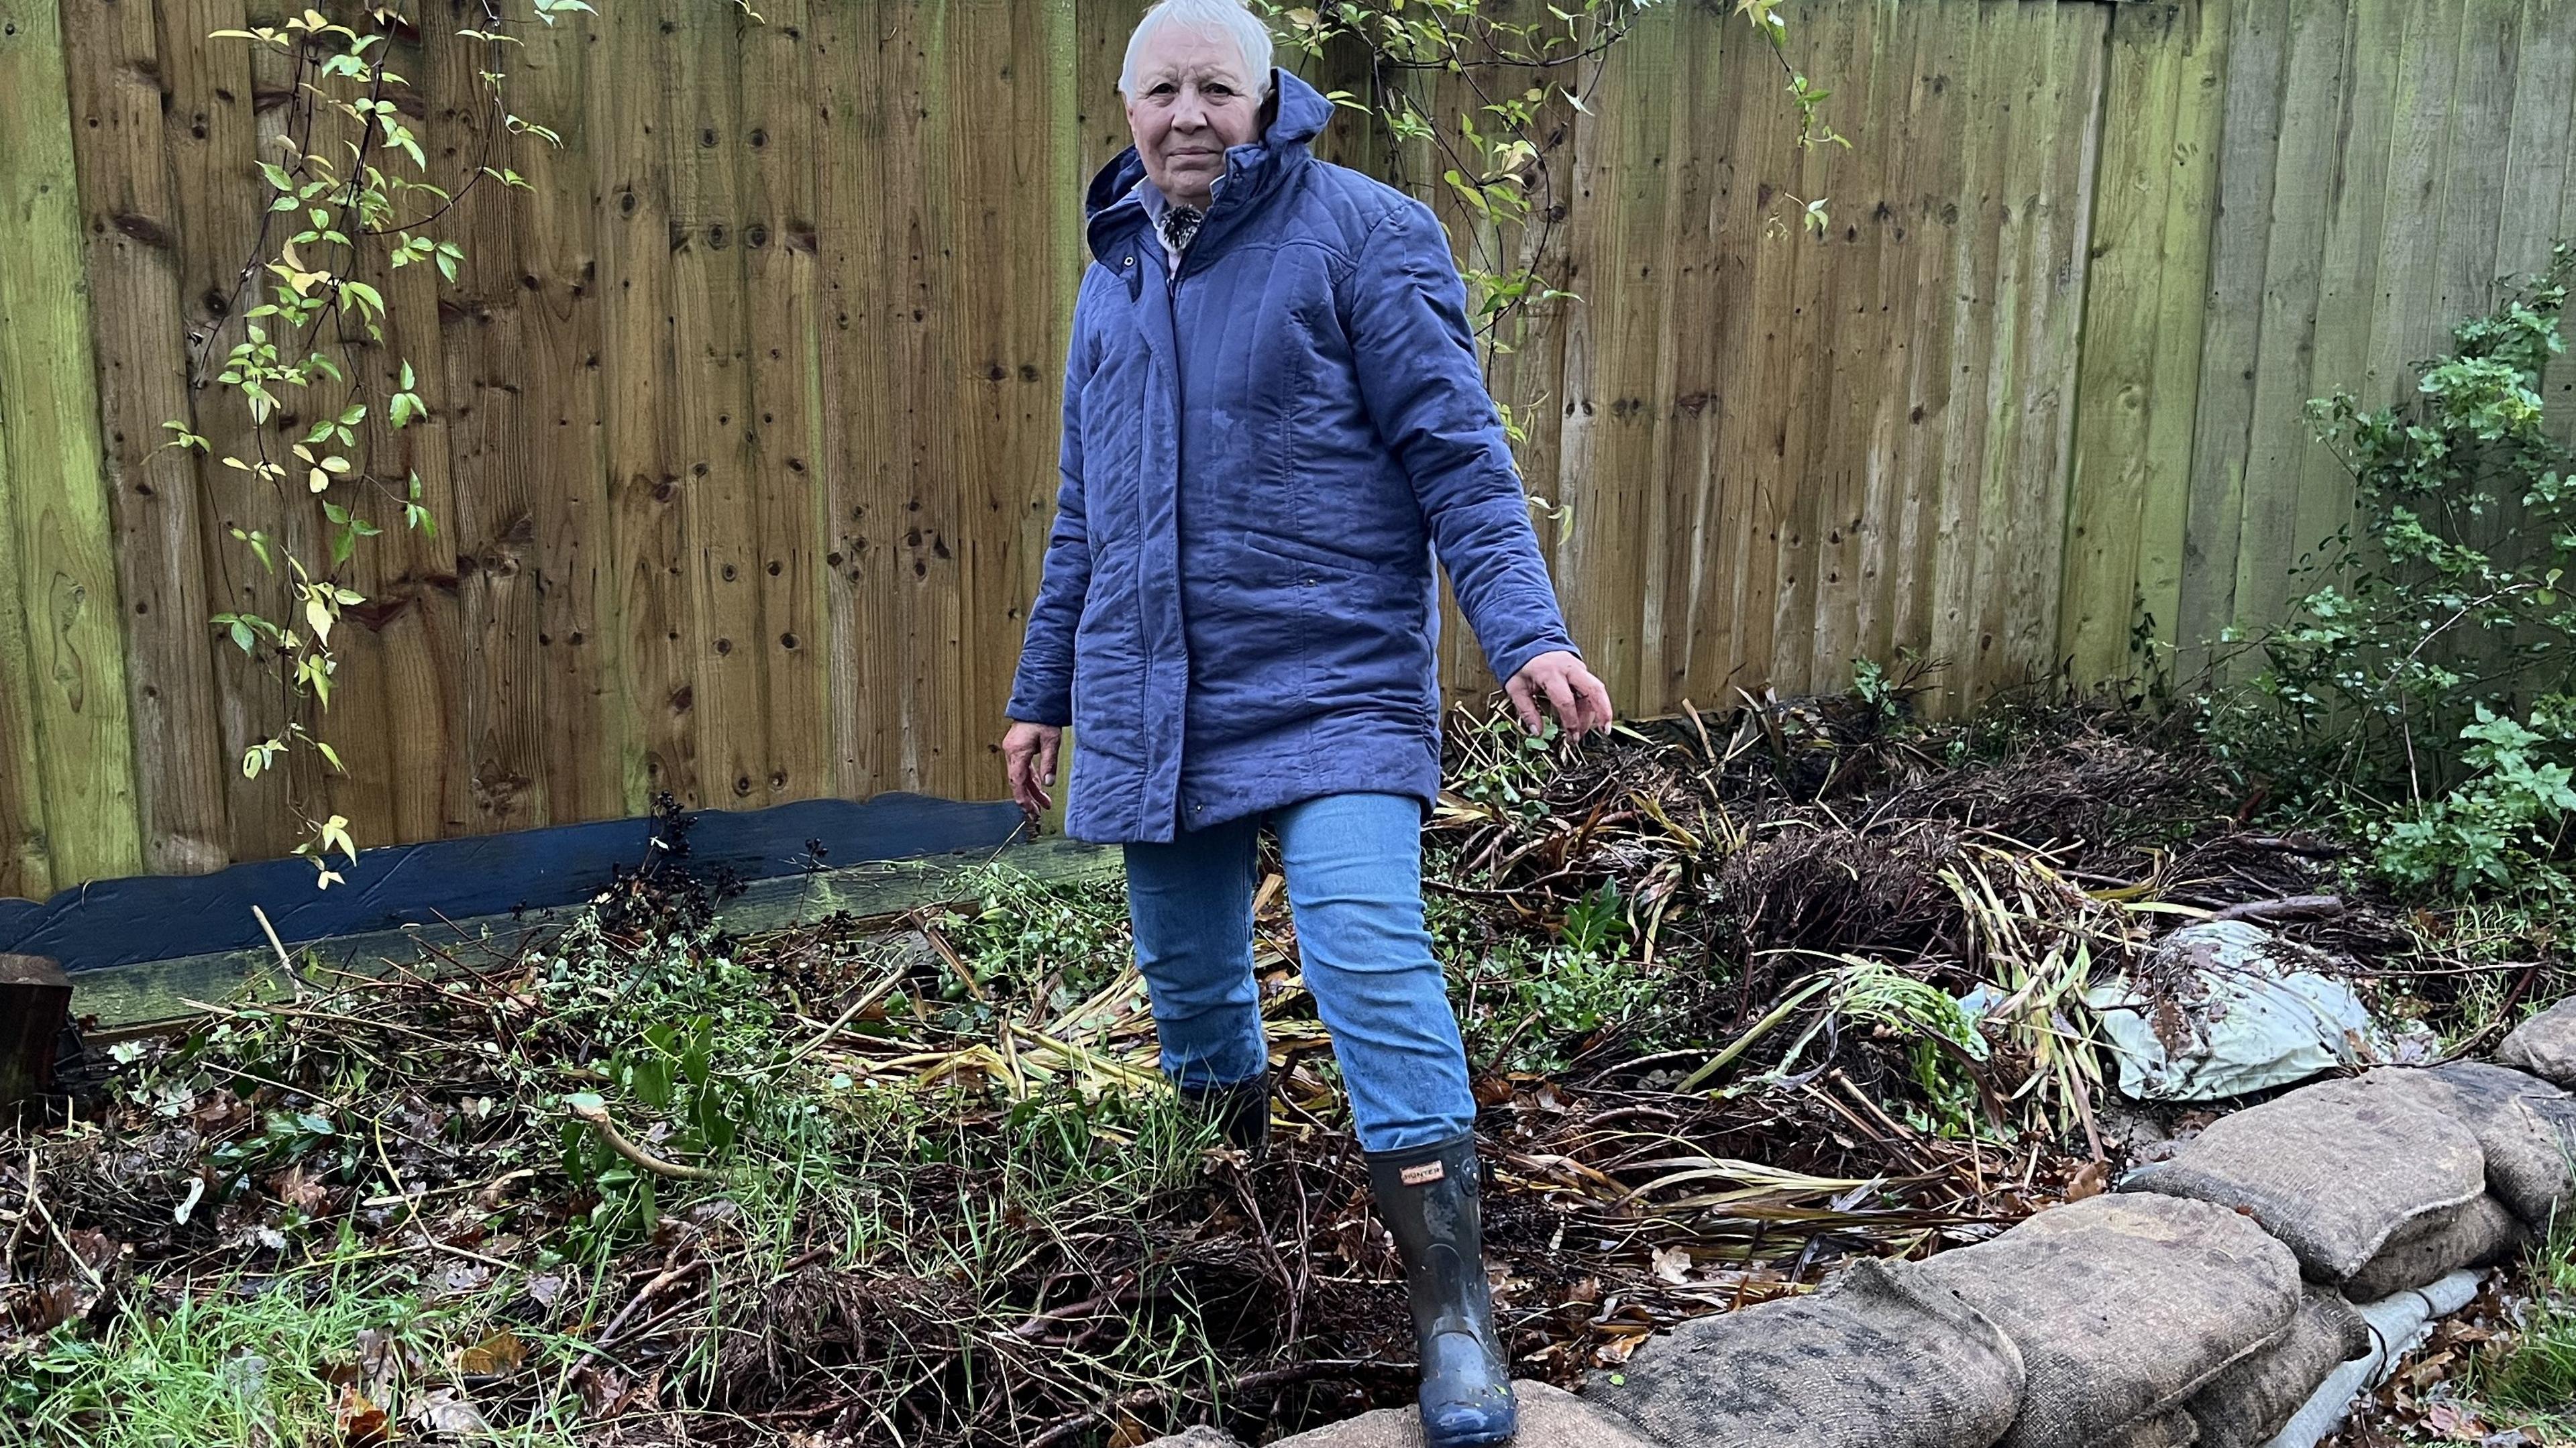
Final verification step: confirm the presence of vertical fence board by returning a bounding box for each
[1552,21,1675,709]
[0,0,143,891]
[1880,1,1976,678]
[56,0,230,876]
[2227,0,2348,634]
[2175,0,2290,670]
[1920,1,2008,706]
[1992,3,2105,691]
[2291,0,2398,588]
[665,1,764,810]
[2064,0,2196,683]
[739,0,828,809]
[435,18,551,837]
[516,7,628,826]
[2496,0,2576,278]
[2131,0,2233,680]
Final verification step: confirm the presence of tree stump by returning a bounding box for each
[0,954,72,1109]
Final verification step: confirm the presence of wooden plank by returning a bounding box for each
[1843,2,1939,681]
[515,4,629,826]
[1921,0,2009,712]
[1986,2,2105,693]
[812,2,938,798]
[2494,0,2576,280]
[2175,0,2293,675]
[1881,0,1979,685]
[944,0,1080,803]
[55,0,232,877]
[1635,5,1733,709]
[597,0,694,810]
[1646,5,1739,710]
[1758,2,1862,698]
[2363,0,2469,405]
[434,19,551,837]
[2290,0,2401,616]
[360,148,471,850]
[0,0,144,889]
[663,0,764,811]
[737,0,829,807]
[1798,0,1896,695]
[1552,13,1678,711]
[2132,0,2233,688]
[2432,0,2524,335]
[1075,0,1142,182]
[189,0,305,862]
[881,1,967,794]
[2226,0,2349,636]
[2063,0,2197,684]
[2543,0,2576,432]
[1697,4,1817,702]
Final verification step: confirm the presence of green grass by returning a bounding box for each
[1,1270,570,1448]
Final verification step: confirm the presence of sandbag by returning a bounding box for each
[2106,1411,2200,1448]
[2410,1062,2576,1229]
[1916,1193,2301,1448]
[2179,1286,2367,1448]
[2120,1075,2486,1282]
[1584,1258,2024,1448]
[2496,996,2576,1086]
[2342,1192,2528,1299]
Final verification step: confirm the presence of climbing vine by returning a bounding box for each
[160,1,588,884]
[1275,0,1843,367]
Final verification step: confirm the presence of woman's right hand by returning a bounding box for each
[1002,720,1063,819]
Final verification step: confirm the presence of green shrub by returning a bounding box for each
[2231,241,2576,900]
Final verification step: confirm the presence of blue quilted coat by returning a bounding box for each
[1006,69,1578,844]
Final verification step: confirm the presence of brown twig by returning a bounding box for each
[567,1101,723,1183]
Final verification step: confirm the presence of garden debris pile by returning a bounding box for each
[1,699,2561,1447]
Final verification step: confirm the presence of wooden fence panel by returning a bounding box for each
[10,0,2576,888]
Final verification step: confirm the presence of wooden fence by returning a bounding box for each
[1,0,2571,897]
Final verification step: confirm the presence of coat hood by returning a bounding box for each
[1083,67,1336,266]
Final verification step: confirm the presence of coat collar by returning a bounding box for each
[1084,68,1334,270]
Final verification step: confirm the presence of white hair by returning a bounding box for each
[1118,0,1275,99]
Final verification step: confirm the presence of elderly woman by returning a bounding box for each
[1000,1,1609,1441]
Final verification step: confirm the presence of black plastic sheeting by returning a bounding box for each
[0,794,1026,977]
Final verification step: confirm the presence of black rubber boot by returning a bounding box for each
[1179,1070,1271,1163]
[1366,1131,1517,1447]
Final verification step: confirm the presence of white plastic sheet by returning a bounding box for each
[2083,921,2387,1101]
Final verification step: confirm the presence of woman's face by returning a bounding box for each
[1125,26,1261,211]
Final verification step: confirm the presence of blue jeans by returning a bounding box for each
[1124,792,1477,1153]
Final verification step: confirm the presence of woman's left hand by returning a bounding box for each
[1505,650,1615,740]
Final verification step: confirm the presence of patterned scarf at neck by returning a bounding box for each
[1161,204,1206,258]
